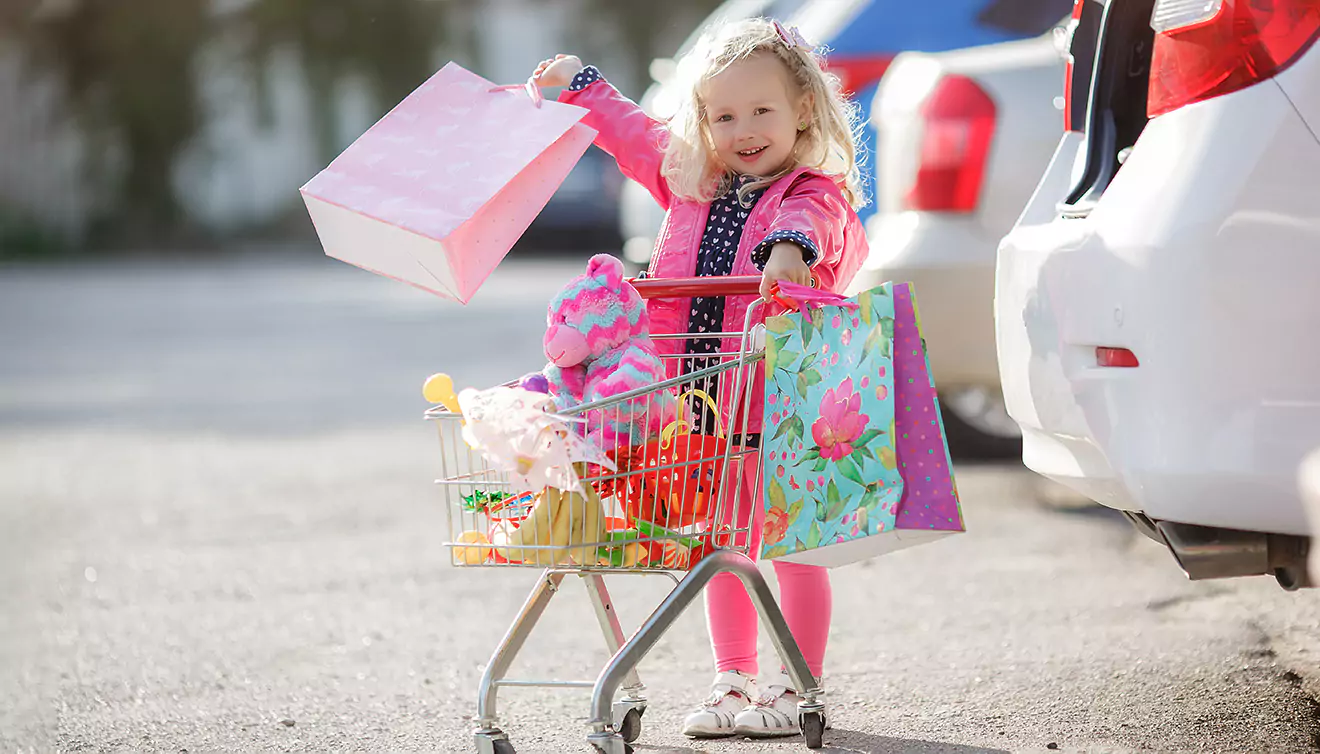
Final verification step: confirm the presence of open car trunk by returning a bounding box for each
[1061,0,1157,215]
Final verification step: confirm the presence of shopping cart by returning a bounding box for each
[426,277,826,754]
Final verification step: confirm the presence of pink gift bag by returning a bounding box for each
[300,62,597,304]
[886,283,965,552]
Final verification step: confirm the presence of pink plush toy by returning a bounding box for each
[542,254,665,448]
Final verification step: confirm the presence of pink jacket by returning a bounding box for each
[559,80,869,435]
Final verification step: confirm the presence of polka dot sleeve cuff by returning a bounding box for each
[751,229,821,270]
[567,65,604,91]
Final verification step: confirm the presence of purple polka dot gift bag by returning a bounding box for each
[761,282,964,567]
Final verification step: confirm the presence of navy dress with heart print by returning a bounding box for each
[680,176,815,434]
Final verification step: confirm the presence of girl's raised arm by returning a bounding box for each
[535,58,673,210]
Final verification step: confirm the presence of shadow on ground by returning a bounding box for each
[633,728,1010,753]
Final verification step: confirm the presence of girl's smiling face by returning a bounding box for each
[701,53,811,177]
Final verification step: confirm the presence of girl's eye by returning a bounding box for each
[755,107,770,115]
[715,114,732,123]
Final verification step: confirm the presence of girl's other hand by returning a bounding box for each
[760,242,813,301]
[533,55,584,88]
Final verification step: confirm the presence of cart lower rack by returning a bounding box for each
[428,277,826,753]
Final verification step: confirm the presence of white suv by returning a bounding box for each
[995,0,1320,588]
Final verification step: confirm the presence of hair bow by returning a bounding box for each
[772,20,812,51]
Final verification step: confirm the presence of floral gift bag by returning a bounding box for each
[761,282,964,567]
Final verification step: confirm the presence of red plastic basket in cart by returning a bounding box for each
[609,389,738,531]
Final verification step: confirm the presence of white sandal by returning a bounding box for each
[734,671,822,738]
[681,670,757,738]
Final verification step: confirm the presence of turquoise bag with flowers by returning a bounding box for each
[761,282,905,565]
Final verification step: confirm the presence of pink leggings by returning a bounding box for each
[702,455,832,679]
[705,562,832,678]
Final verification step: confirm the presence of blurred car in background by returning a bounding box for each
[521,146,625,254]
[995,0,1320,588]
[619,0,1074,268]
[851,24,1068,458]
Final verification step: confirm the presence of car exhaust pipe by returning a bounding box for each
[1154,521,1311,591]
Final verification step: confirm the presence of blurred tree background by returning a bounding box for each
[239,0,454,172]
[15,0,212,245]
[0,0,721,256]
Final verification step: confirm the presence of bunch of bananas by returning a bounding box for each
[491,464,607,566]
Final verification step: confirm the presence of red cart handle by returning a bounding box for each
[628,276,818,304]
[627,276,763,299]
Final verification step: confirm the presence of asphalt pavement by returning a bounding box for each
[4,250,1320,754]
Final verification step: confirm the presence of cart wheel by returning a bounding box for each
[474,731,515,754]
[801,711,825,749]
[619,707,643,743]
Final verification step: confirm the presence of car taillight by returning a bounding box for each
[1147,0,1320,118]
[902,74,996,213]
[1061,0,1086,131]
[1096,347,1140,367]
[824,54,894,98]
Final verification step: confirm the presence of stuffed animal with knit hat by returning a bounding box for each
[542,254,666,448]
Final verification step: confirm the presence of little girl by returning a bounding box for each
[534,17,869,740]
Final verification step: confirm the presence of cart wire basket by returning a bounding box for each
[426,276,827,753]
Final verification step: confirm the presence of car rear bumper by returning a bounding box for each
[854,212,1000,388]
[995,80,1320,536]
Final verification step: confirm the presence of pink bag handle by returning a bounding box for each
[770,280,858,316]
[488,77,544,108]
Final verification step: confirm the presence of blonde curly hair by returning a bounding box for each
[661,17,868,209]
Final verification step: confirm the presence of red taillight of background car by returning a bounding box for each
[902,74,997,212]
[824,54,894,98]
[1062,0,1086,131]
[1147,0,1320,118]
